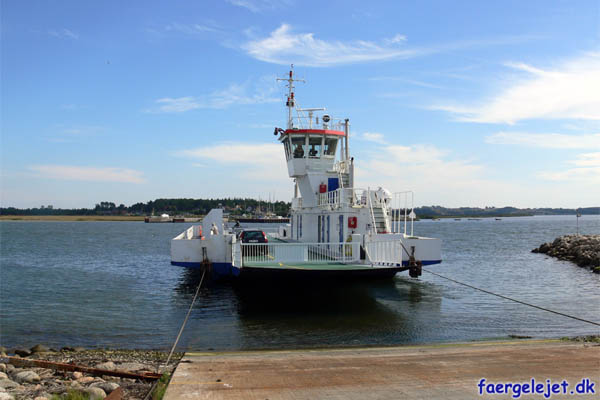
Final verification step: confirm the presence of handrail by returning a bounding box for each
[364,238,407,265]
[367,188,377,234]
[240,242,360,265]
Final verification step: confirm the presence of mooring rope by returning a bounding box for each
[162,268,207,372]
[422,268,600,327]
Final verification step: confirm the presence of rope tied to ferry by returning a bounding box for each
[422,268,600,327]
[162,268,207,372]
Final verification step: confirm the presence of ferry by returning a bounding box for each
[171,68,442,280]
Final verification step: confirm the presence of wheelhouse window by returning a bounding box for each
[323,138,338,157]
[291,136,306,159]
[282,136,291,161]
[308,136,323,158]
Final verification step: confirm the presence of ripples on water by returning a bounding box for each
[1,215,598,350]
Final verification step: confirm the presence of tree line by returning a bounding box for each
[1,198,291,217]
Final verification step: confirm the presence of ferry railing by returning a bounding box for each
[365,239,406,265]
[318,188,370,210]
[390,191,414,236]
[240,242,360,266]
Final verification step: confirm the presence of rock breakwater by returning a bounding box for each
[532,234,600,273]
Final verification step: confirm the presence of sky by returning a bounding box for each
[1,0,599,209]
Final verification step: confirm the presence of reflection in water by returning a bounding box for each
[174,268,444,350]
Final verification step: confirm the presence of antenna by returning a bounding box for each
[277,65,305,129]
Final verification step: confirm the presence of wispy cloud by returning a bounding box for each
[226,0,291,13]
[486,132,600,149]
[369,76,444,89]
[242,24,536,67]
[48,28,79,39]
[149,78,279,113]
[176,142,287,182]
[538,152,600,184]
[164,22,219,34]
[46,125,104,143]
[361,132,387,144]
[242,24,417,67]
[29,165,145,184]
[433,52,600,124]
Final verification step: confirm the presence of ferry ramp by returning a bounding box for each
[163,339,599,399]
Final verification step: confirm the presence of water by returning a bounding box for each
[1,215,599,351]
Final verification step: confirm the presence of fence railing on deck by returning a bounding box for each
[365,239,406,265]
[240,242,360,266]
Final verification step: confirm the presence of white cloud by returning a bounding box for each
[486,132,600,149]
[164,22,219,34]
[226,0,291,13]
[569,152,600,167]
[386,34,407,44]
[537,152,600,184]
[154,97,201,113]
[434,52,600,124]
[48,28,79,39]
[361,132,387,144]
[150,79,279,113]
[370,76,444,89]
[29,165,145,184]
[242,24,417,67]
[176,142,288,184]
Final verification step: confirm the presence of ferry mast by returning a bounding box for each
[277,65,305,129]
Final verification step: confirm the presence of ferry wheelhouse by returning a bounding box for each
[171,68,442,280]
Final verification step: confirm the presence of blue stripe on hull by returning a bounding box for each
[171,260,441,279]
[171,261,238,279]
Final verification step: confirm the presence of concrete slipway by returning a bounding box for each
[164,339,599,399]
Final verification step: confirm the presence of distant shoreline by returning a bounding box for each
[1,214,596,222]
[0,215,145,221]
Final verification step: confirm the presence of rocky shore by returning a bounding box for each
[0,345,182,400]
[532,234,600,273]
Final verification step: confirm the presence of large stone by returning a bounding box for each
[72,372,83,379]
[0,392,14,400]
[77,376,94,384]
[13,349,31,358]
[14,370,40,384]
[91,382,119,394]
[0,379,19,389]
[94,362,116,371]
[85,387,106,400]
[116,362,148,372]
[29,345,49,354]
[0,366,4,374]
[0,374,6,381]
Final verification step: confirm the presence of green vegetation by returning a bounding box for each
[1,200,597,219]
[1,197,291,218]
[151,372,171,400]
[415,206,599,219]
[560,335,600,343]
[51,390,89,400]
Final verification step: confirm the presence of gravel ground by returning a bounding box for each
[0,345,182,400]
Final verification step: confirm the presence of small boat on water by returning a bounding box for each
[171,68,442,280]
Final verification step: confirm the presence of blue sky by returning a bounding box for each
[1,0,599,209]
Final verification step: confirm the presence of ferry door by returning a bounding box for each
[338,215,343,243]
[317,216,322,243]
[321,215,325,244]
[326,215,330,243]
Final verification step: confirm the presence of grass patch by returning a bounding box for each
[561,335,600,343]
[51,390,89,400]
[151,372,171,400]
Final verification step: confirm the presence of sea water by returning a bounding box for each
[1,215,598,350]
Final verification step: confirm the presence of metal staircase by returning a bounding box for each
[372,206,388,233]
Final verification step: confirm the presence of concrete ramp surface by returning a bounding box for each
[164,340,599,399]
